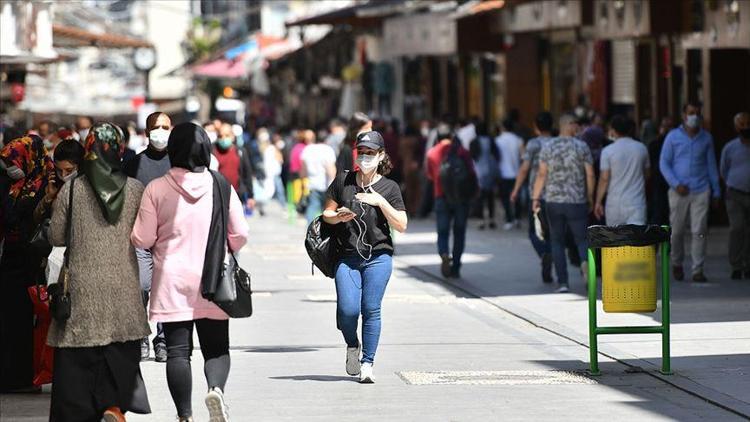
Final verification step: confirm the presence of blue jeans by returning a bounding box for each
[335,253,393,364]
[435,197,469,271]
[273,175,286,207]
[545,202,589,285]
[528,199,551,257]
[305,190,326,223]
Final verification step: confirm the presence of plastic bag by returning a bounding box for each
[28,285,54,386]
[587,224,671,248]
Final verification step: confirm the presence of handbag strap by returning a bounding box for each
[210,171,234,255]
[61,177,75,293]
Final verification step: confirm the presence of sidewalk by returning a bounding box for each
[1,208,744,421]
[395,217,750,418]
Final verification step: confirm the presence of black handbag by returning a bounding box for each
[304,216,339,278]
[206,171,253,318]
[29,218,52,256]
[47,177,75,322]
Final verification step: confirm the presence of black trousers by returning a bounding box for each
[162,319,230,418]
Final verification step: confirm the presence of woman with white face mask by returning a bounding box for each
[322,130,408,384]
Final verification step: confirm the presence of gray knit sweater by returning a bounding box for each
[47,176,151,348]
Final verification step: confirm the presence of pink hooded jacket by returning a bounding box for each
[131,168,249,322]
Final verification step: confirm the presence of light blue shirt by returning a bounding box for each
[720,137,750,193]
[659,126,720,198]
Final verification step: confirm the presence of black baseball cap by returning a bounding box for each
[356,131,385,150]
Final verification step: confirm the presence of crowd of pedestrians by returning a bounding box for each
[0,101,747,419]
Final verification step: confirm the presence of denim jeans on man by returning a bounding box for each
[545,202,589,285]
[335,253,392,364]
[435,197,470,272]
[305,190,327,223]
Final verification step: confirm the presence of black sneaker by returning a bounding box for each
[440,254,452,279]
[140,338,150,361]
[692,272,707,283]
[489,222,497,230]
[154,342,167,363]
[541,253,553,283]
[450,268,461,279]
[731,270,742,280]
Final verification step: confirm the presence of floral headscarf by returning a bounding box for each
[0,135,53,203]
[81,122,127,224]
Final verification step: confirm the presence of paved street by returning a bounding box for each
[1,208,747,421]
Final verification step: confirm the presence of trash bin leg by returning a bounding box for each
[660,240,673,375]
[588,248,601,376]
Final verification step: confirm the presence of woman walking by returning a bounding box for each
[47,123,151,421]
[0,135,53,393]
[131,123,249,422]
[322,130,407,383]
[469,122,500,229]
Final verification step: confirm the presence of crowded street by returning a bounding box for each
[3,208,748,421]
[2,0,750,421]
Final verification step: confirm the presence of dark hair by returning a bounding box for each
[683,101,702,113]
[146,111,167,128]
[475,121,488,137]
[535,111,553,132]
[377,151,394,176]
[610,115,629,136]
[501,118,514,131]
[119,125,130,144]
[54,139,85,165]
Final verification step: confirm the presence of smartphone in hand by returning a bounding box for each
[337,207,355,216]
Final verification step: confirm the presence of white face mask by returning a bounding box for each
[60,170,77,183]
[686,114,700,129]
[206,130,218,143]
[356,153,380,173]
[149,128,170,150]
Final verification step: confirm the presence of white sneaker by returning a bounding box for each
[359,362,375,384]
[555,284,570,293]
[205,387,229,422]
[346,345,361,376]
[503,222,514,231]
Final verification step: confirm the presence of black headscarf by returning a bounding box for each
[168,122,212,172]
[81,122,127,224]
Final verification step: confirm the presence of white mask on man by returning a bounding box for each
[149,128,170,150]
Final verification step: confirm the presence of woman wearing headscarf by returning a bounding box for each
[0,135,53,393]
[47,123,151,421]
[131,123,248,422]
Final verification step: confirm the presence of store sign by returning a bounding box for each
[383,12,457,57]
[499,0,582,33]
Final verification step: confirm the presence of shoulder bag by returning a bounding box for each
[46,177,75,322]
[204,171,253,318]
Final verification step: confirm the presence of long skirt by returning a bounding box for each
[50,340,151,421]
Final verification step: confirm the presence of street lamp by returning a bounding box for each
[133,47,156,102]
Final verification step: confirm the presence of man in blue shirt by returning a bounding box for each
[720,112,750,280]
[660,102,721,282]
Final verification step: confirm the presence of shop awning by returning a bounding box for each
[285,0,410,28]
[190,34,298,80]
[451,0,505,19]
[52,23,153,49]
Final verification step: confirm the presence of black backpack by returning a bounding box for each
[304,216,339,278]
[439,141,477,204]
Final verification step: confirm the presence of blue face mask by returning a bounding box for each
[217,138,233,150]
[236,136,245,148]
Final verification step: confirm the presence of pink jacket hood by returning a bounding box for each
[164,168,212,202]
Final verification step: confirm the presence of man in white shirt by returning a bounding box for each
[495,118,525,229]
[301,130,337,223]
[595,115,650,225]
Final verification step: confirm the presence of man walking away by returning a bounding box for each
[660,102,721,282]
[720,112,750,280]
[301,130,336,223]
[426,127,478,279]
[511,111,555,283]
[532,114,595,293]
[648,116,674,225]
[594,116,650,225]
[496,119,524,230]
[123,111,172,362]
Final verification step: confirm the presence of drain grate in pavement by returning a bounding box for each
[397,370,596,386]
